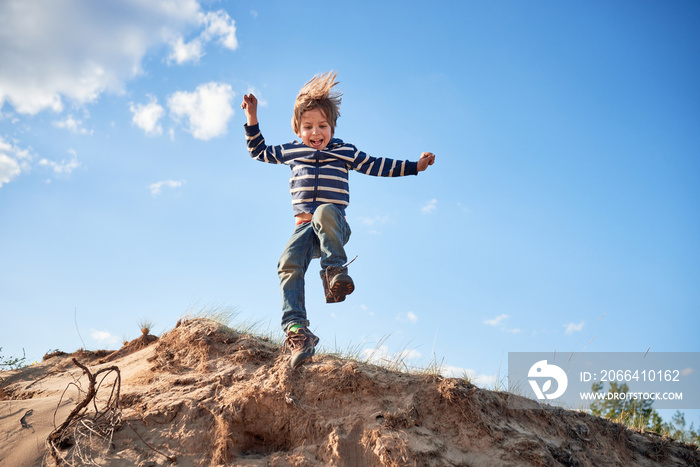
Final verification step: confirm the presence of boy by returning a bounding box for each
[241,72,435,369]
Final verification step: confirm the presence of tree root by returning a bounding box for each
[46,358,121,466]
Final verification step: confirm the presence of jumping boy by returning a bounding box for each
[241,72,435,369]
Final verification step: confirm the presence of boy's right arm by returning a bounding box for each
[242,93,287,165]
[241,93,258,126]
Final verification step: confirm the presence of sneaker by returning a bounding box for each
[321,266,355,303]
[283,327,320,369]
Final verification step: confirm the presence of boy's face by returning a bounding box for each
[296,108,332,150]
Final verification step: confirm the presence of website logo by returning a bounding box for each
[528,360,568,400]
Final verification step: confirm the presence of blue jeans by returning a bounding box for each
[278,204,351,332]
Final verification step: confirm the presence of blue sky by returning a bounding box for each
[1,1,699,423]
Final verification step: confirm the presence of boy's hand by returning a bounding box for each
[241,93,258,126]
[417,152,436,172]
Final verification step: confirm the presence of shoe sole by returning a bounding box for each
[326,279,354,303]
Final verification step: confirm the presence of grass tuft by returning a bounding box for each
[182,303,239,327]
[181,303,284,345]
[137,318,155,336]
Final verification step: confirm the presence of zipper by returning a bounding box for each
[313,150,320,209]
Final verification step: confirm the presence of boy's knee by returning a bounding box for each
[313,203,341,225]
[278,251,301,276]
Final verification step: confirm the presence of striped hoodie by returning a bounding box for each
[245,123,418,216]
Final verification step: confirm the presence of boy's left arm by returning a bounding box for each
[417,152,436,172]
[348,146,435,177]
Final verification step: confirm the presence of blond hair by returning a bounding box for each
[292,71,342,136]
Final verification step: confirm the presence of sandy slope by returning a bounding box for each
[1,318,698,466]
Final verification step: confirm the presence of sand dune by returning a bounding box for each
[1,318,698,466]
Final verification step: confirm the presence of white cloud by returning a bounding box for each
[484,313,521,333]
[52,114,92,134]
[564,321,585,335]
[484,313,509,326]
[201,10,238,50]
[359,304,375,317]
[0,154,22,188]
[396,311,418,324]
[168,36,204,64]
[1,137,80,186]
[356,214,392,235]
[0,1,236,115]
[130,97,165,136]
[90,329,119,347]
[421,198,437,214]
[167,9,237,64]
[0,137,33,188]
[38,149,81,175]
[359,215,391,226]
[149,179,184,196]
[168,82,234,140]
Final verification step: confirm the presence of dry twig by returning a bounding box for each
[46,358,121,466]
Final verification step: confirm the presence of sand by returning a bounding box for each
[2,318,698,466]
